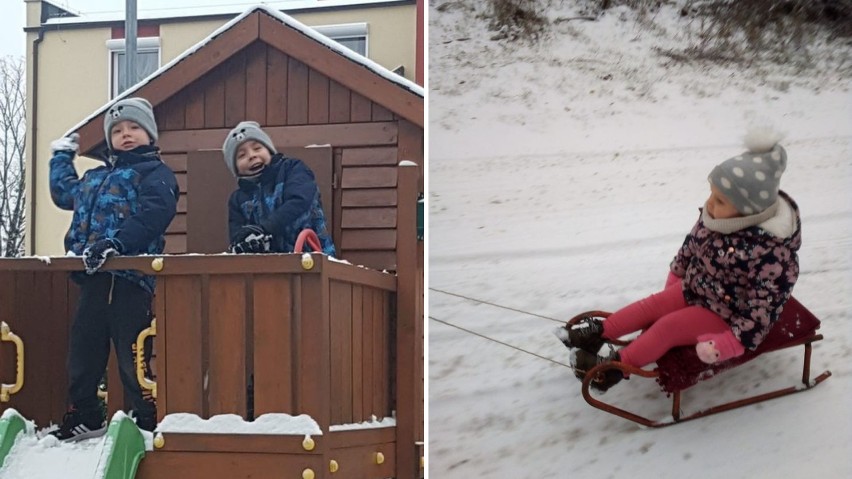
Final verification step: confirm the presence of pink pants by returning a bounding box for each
[602,281,730,368]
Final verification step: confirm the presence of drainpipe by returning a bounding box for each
[28,27,45,254]
[125,0,138,92]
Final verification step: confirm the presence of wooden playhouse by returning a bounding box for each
[0,6,424,478]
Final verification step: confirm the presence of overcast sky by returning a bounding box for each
[0,1,282,58]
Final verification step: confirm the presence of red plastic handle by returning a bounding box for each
[294,229,322,253]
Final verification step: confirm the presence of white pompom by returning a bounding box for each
[743,127,783,153]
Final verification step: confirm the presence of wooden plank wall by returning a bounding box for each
[150,41,419,272]
[328,280,393,425]
[0,271,74,427]
[157,269,394,428]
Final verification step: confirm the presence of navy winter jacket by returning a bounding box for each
[228,154,335,256]
[49,145,179,293]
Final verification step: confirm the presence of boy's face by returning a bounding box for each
[110,120,151,151]
[235,140,272,176]
[705,183,741,219]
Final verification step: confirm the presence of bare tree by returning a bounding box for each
[0,56,26,257]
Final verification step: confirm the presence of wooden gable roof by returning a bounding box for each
[61,5,423,271]
[71,5,424,156]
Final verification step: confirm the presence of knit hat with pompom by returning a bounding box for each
[708,128,787,215]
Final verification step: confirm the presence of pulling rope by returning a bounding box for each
[430,287,575,368]
[429,287,565,324]
[430,316,572,368]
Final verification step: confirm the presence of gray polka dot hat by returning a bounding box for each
[709,129,787,215]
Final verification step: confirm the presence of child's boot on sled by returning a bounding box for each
[571,348,624,393]
[554,316,605,354]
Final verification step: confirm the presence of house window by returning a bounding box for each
[107,37,161,98]
[315,23,368,57]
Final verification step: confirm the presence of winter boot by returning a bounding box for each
[571,348,624,393]
[50,406,107,442]
[554,316,605,354]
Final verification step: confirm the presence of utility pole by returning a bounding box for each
[125,0,138,93]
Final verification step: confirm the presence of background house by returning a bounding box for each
[23,0,423,257]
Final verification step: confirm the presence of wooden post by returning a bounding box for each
[395,162,420,479]
[297,271,331,431]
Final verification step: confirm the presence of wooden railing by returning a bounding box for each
[0,255,396,434]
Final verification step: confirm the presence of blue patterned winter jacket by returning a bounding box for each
[228,154,335,256]
[50,145,179,293]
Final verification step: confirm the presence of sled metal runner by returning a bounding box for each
[568,302,832,428]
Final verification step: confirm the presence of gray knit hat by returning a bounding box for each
[104,97,158,150]
[709,130,787,215]
[222,121,278,177]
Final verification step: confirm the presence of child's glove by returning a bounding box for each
[83,238,123,274]
[229,225,271,254]
[232,224,268,243]
[696,331,745,364]
[50,133,80,154]
[229,233,272,254]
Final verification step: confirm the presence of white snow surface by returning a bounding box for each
[156,412,322,435]
[329,415,397,431]
[429,2,851,479]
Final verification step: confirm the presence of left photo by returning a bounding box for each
[0,1,424,478]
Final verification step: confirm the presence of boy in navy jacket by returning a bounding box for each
[222,121,335,256]
[49,97,178,440]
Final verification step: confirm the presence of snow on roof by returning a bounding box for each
[49,0,409,25]
[65,3,423,138]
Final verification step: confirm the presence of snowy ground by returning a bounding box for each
[428,2,852,478]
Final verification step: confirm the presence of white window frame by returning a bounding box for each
[106,36,161,99]
[314,23,369,57]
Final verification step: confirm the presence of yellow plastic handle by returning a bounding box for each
[135,318,157,399]
[1,321,25,402]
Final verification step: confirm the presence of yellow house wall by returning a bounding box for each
[27,3,416,255]
[29,26,114,256]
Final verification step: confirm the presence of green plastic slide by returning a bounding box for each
[101,415,146,479]
[0,411,26,469]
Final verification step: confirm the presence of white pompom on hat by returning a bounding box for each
[708,128,787,215]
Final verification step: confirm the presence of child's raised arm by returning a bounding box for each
[48,134,82,210]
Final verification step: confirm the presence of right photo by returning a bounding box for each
[428,1,851,478]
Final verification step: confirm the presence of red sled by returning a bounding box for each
[567,296,831,427]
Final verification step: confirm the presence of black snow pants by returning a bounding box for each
[67,273,156,418]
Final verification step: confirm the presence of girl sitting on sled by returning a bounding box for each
[557,129,801,392]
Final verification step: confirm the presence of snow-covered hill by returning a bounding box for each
[428,2,852,478]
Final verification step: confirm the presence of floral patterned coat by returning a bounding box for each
[670,191,801,350]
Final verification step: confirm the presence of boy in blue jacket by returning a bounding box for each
[49,97,179,440]
[222,121,335,256]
